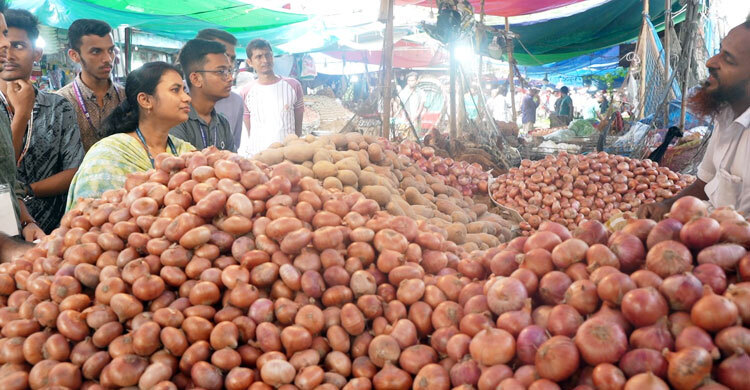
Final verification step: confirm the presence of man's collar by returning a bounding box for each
[76,73,116,100]
[734,105,750,129]
[187,104,218,125]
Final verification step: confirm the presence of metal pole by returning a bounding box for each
[124,27,133,74]
[664,0,671,127]
[478,0,486,105]
[639,0,650,118]
[449,41,458,142]
[505,17,516,123]
[381,0,395,139]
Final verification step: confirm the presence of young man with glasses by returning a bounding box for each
[170,39,236,152]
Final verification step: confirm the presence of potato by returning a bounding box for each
[313,161,338,180]
[361,186,391,207]
[462,242,480,252]
[302,161,313,169]
[410,205,434,219]
[404,187,432,207]
[367,144,384,163]
[295,164,314,178]
[313,150,333,163]
[471,203,489,216]
[330,134,348,149]
[335,158,361,177]
[358,171,381,188]
[429,218,450,228]
[467,233,500,248]
[284,144,316,164]
[436,199,462,216]
[323,177,343,191]
[446,223,467,244]
[255,149,284,165]
[386,201,405,216]
[337,170,358,187]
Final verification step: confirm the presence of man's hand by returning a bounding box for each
[6,79,35,116]
[636,201,671,221]
[22,222,44,242]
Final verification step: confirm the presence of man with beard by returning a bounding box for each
[0,9,84,234]
[57,19,125,151]
[169,39,235,152]
[0,1,42,246]
[638,17,750,219]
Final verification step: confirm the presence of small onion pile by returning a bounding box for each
[489,151,695,233]
[385,140,490,197]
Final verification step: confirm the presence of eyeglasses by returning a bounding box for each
[194,69,233,80]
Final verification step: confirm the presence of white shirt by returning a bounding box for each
[697,105,750,214]
[491,94,510,122]
[239,77,303,157]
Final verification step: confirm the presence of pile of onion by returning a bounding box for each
[489,151,695,233]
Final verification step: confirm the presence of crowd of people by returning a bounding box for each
[0,4,304,252]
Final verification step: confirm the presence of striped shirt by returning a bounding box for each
[240,77,303,156]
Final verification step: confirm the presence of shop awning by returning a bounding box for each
[396,0,589,17]
[11,0,309,40]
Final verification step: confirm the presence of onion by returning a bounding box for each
[724,283,750,325]
[645,240,693,278]
[524,231,563,253]
[586,244,620,270]
[535,336,580,382]
[691,285,740,332]
[629,317,674,352]
[592,363,626,390]
[573,220,608,246]
[715,326,750,356]
[538,271,572,305]
[496,299,532,337]
[680,217,721,250]
[697,243,747,271]
[664,347,712,390]
[551,238,589,269]
[668,196,708,224]
[622,219,656,243]
[563,279,599,315]
[477,364,513,390]
[373,362,412,390]
[631,269,663,288]
[516,325,549,365]
[413,364,450,390]
[609,232,646,273]
[669,312,695,338]
[719,220,750,247]
[716,352,750,390]
[659,273,704,311]
[624,372,669,390]
[675,326,721,359]
[449,358,481,387]
[597,272,637,306]
[575,317,628,365]
[490,250,522,277]
[547,304,583,337]
[539,221,572,241]
[487,277,528,316]
[647,218,683,249]
[740,255,750,281]
[619,348,668,378]
[621,287,669,328]
[693,263,728,294]
[469,328,515,366]
[592,303,632,334]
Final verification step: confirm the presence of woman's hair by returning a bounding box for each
[103,61,182,135]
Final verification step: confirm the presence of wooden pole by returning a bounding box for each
[505,17,516,123]
[477,0,486,105]
[639,0,650,118]
[449,41,458,142]
[664,0,671,127]
[381,0,395,139]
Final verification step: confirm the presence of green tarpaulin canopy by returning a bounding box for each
[10,0,308,40]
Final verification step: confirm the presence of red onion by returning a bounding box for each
[675,326,721,359]
[575,317,628,365]
[592,363,626,390]
[719,220,750,247]
[668,196,708,224]
[693,263,727,294]
[629,316,674,351]
[623,372,669,390]
[715,326,750,356]
[740,254,750,281]
[697,243,747,271]
[664,347,713,390]
[659,273,704,311]
[691,285,740,332]
[487,277,527,316]
[563,279,599,315]
[669,312,695,338]
[469,328,515,366]
[490,250,522,277]
[609,232,646,273]
[524,231,563,253]
[551,238,589,269]
[573,220,608,246]
[586,244,620,270]
[592,303,632,334]
[516,325,549,365]
[538,271,572,305]
[539,221,572,241]
[710,206,744,223]
[630,269,664,288]
[619,348,668,378]
[449,358,480,387]
[716,352,750,390]
[646,218,683,249]
[645,240,693,278]
[621,219,656,243]
[597,272,637,306]
[680,217,721,250]
[547,304,583,337]
[535,336,580,382]
[621,287,669,328]
[724,283,750,325]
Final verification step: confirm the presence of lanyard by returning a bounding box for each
[134,128,177,168]
[0,89,36,167]
[198,122,216,149]
[72,78,121,130]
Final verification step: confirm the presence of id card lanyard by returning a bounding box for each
[134,128,177,168]
[72,78,121,130]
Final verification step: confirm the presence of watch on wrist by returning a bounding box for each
[21,219,36,228]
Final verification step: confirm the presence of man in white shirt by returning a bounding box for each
[239,39,303,157]
[491,85,511,123]
[638,18,750,219]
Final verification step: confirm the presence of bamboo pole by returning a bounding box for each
[639,0,650,118]
[381,0,395,139]
[664,0,671,127]
[505,17,516,123]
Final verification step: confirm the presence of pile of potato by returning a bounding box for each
[254,133,514,251]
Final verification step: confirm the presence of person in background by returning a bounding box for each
[195,28,244,149]
[0,1,41,242]
[395,72,426,139]
[552,86,574,126]
[490,85,510,123]
[638,17,750,219]
[464,83,479,121]
[520,87,540,134]
[599,90,610,113]
[57,19,125,151]
[239,39,303,157]
[67,62,195,211]
[582,91,600,122]
[0,10,84,234]
[169,39,235,152]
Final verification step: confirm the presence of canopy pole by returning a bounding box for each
[638,0,650,118]
[124,27,133,74]
[380,0,395,139]
[449,41,458,143]
[477,0,486,106]
[505,17,516,123]
[664,0,671,127]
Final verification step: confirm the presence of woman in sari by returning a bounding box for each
[67,62,195,210]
